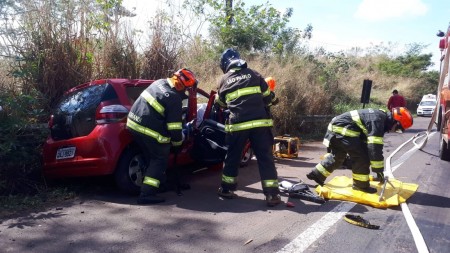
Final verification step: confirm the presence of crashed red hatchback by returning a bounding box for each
[42,79,252,194]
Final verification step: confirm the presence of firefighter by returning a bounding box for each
[127,68,198,205]
[306,107,413,193]
[215,48,281,207]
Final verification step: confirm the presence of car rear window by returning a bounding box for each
[51,84,110,140]
[126,86,148,105]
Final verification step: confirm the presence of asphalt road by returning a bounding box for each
[1,116,449,253]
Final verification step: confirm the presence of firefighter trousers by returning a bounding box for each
[314,135,371,188]
[221,127,279,195]
[130,130,171,195]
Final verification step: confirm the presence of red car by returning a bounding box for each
[42,79,252,194]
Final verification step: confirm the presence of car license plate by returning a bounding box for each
[56,147,76,160]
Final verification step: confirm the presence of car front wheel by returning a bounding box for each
[114,147,144,195]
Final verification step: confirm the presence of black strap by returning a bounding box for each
[344,214,380,229]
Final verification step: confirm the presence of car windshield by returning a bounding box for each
[420,101,436,106]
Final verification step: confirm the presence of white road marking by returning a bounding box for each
[277,202,356,253]
[386,132,432,253]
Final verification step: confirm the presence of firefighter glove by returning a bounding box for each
[271,97,279,106]
[183,120,195,140]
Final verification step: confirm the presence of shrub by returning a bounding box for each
[0,88,48,196]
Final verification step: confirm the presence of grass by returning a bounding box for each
[0,187,77,218]
[0,176,117,219]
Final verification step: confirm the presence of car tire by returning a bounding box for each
[439,132,450,161]
[114,147,144,195]
[436,105,443,132]
[240,148,253,167]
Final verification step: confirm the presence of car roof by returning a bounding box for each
[421,94,436,101]
[65,79,155,95]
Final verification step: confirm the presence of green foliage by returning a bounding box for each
[377,43,434,77]
[0,88,48,196]
[0,187,76,218]
[187,0,308,55]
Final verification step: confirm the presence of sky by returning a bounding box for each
[122,0,450,71]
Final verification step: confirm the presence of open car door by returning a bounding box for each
[190,90,228,165]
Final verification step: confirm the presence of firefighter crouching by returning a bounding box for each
[127,68,198,205]
[306,107,413,193]
[215,48,281,207]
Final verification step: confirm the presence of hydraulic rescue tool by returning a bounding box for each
[279,180,326,204]
[378,175,395,201]
[344,214,380,229]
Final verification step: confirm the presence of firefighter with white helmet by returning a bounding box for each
[127,68,198,204]
[306,107,413,193]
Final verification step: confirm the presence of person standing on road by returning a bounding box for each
[215,48,281,207]
[306,107,413,193]
[387,89,406,111]
[127,68,198,205]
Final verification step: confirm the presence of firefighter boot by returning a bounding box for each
[265,194,282,207]
[352,185,377,194]
[137,193,165,204]
[306,170,325,186]
[217,187,238,199]
[137,185,165,205]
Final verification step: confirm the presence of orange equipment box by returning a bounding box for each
[273,135,300,158]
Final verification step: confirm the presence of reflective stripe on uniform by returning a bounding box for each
[350,110,368,135]
[225,119,273,132]
[225,86,261,102]
[171,140,182,146]
[222,174,237,184]
[126,120,171,143]
[353,173,369,182]
[167,122,182,130]
[263,179,279,188]
[143,176,160,187]
[316,164,331,177]
[141,90,165,116]
[367,136,383,145]
[330,125,360,137]
[262,88,271,97]
[370,160,384,169]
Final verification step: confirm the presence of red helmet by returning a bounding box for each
[174,68,197,87]
[392,107,413,130]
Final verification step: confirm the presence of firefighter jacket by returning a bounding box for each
[323,108,387,173]
[126,78,183,147]
[215,67,275,132]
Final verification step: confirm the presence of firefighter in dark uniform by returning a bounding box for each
[306,107,413,193]
[215,48,281,207]
[127,68,198,204]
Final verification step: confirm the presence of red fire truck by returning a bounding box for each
[436,23,450,160]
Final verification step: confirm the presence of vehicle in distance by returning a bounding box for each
[417,94,437,117]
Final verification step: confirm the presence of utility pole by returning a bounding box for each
[225,0,233,26]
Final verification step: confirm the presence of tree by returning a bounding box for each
[185,0,310,55]
[377,43,434,77]
[0,0,137,109]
